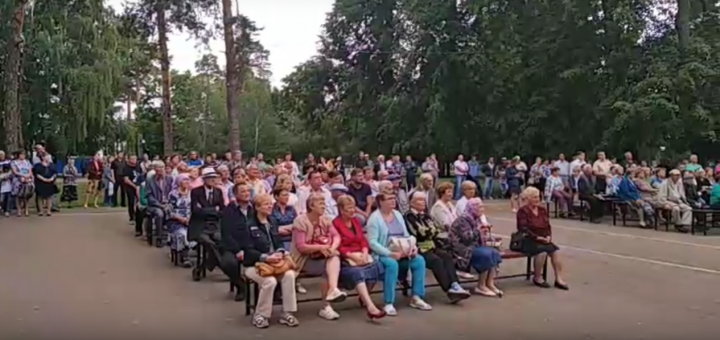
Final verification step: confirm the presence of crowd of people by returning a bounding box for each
[4,145,718,327]
[68,149,566,329]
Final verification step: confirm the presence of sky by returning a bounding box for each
[108,0,335,87]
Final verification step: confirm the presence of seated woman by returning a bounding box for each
[367,193,432,316]
[449,198,503,297]
[167,174,194,267]
[431,182,472,279]
[405,191,471,303]
[516,187,569,290]
[710,174,720,209]
[270,187,297,250]
[455,180,477,214]
[616,168,655,228]
[291,192,348,320]
[239,193,299,329]
[544,167,573,217]
[333,195,387,320]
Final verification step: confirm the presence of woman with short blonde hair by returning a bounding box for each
[455,180,477,214]
[430,182,457,231]
[291,192,347,320]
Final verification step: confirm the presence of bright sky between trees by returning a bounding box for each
[108,0,335,87]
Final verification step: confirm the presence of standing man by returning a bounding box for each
[453,154,469,199]
[592,151,613,194]
[186,151,203,167]
[481,157,496,199]
[404,155,418,190]
[553,153,571,187]
[112,152,127,207]
[121,155,141,225]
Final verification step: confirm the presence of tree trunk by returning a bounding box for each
[126,96,132,120]
[676,0,690,56]
[222,0,241,152]
[156,5,174,156]
[3,0,28,152]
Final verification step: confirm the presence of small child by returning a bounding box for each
[0,163,13,216]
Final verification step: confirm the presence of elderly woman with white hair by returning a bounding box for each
[167,173,194,267]
[657,169,692,232]
[516,187,568,290]
[405,191,471,303]
[449,197,503,296]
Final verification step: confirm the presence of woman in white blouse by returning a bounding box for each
[430,182,473,279]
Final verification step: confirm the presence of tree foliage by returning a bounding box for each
[277,0,720,161]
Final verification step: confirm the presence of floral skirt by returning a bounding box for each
[166,222,196,251]
[61,185,78,202]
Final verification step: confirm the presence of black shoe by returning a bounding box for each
[675,226,689,233]
[554,281,569,290]
[234,290,245,302]
[533,279,551,288]
[134,232,143,238]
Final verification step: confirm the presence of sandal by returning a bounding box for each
[279,313,299,327]
[251,314,270,329]
[472,288,497,297]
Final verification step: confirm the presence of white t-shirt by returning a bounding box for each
[453,160,469,176]
[295,186,334,216]
[570,159,586,172]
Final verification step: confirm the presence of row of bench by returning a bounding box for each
[240,250,548,316]
[546,198,720,235]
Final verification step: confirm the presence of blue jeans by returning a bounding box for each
[379,255,426,304]
[500,180,508,196]
[454,175,465,199]
[483,177,494,198]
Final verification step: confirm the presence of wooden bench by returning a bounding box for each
[691,209,720,235]
[242,250,547,316]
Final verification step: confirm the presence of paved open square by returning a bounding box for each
[1,204,719,340]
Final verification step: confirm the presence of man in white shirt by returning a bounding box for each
[569,152,586,175]
[296,170,334,216]
[592,151,613,194]
[553,153,571,186]
[453,154,469,199]
[327,183,350,218]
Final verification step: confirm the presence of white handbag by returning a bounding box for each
[388,236,417,255]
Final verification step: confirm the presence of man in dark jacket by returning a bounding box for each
[219,183,255,301]
[577,164,603,223]
[145,162,173,247]
[188,167,226,280]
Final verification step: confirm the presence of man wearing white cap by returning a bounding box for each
[188,167,227,274]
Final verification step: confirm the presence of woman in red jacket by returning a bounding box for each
[333,195,386,320]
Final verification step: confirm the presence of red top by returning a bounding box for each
[88,160,103,180]
[333,216,369,255]
[516,204,552,238]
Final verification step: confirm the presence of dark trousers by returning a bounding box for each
[595,175,607,194]
[218,251,245,288]
[580,194,604,221]
[1,192,11,212]
[135,207,146,234]
[406,175,417,190]
[125,186,136,221]
[422,249,458,292]
[113,181,126,207]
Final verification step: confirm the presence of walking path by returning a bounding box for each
[1,207,718,339]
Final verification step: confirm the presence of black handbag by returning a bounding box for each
[509,231,529,252]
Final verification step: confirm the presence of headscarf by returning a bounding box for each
[462,197,490,226]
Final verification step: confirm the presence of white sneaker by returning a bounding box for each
[318,305,340,320]
[383,304,398,316]
[325,288,347,303]
[296,283,307,294]
[409,297,432,311]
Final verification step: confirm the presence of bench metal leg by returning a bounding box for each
[244,281,254,316]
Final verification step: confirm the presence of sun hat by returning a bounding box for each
[201,167,219,179]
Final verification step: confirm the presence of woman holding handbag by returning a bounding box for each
[367,193,432,316]
[449,198,503,297]
[405,191,471,303]
[291,192,347,321]
[333,195,386,320]
[240,193,299,329]
[516,187,569,290]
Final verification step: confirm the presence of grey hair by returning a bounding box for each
[151,160,165,169]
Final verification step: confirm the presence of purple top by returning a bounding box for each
[387,215,405,237]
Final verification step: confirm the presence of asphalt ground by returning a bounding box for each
[1,201,719,340]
